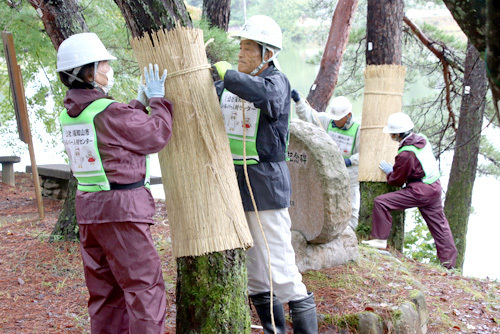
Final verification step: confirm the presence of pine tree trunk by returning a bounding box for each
[176,249,250,333]
[359,0,405,250]
[51,176,79,241]
[441,0,500,129]
[306,0,359,112]
[202,0,231,31]
[27,0,87,241]
[486,0,500,116]
[442,0,486,52]
[444,42,486,271]
[114,1,250,331]
[28,0,88,49]
[366,0,403,66]
[113,0,192,36]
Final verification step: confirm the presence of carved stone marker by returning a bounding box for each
[287,119,351,243]
[287,119,358,271]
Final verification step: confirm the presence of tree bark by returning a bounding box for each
[27,0,87,50]
[359,0,405,250]
[27,0,87,241]
[202,0,231,31]
[50,176,79,241]
[113,0,192,38]
[306,0,359,112]
[176,249,250,332]
[486,0,500,123]
[366,0,403,65]
[444,42,486,271]
[441,0,486,53]
[113,1,250,332]
[441,0,500,123]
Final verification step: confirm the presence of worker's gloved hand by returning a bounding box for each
[344,157,351,167]
[213,61,232,81]
[136,81,149,107]
[291,89,300,102]
[379,160,393,175]
[143,63,167,98]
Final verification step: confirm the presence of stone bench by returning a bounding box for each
[26,164,162,199]
[0,156,21,186]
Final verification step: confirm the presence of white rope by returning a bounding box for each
[241,100,277,334]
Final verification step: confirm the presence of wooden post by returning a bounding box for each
[2,31,44,220]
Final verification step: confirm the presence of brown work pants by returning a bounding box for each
[372,181,457,269]
[79,222,166,334]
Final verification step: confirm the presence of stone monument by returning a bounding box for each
[287,119,358,271]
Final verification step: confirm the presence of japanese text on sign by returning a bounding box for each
[287,151,308,165]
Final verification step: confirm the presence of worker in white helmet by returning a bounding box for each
[57,32,173,333]
[213,15,318,334]
[291,91,361,232]
[362,112,457,269]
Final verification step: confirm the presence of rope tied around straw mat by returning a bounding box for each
[364,91,403,96]
[241,100,277,334]
[166,64,212,80]
[360,125,385,130]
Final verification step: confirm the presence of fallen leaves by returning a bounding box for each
[1,174,500,333]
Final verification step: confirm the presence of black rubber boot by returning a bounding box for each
[288,292,318,334]
[250,292,287,334]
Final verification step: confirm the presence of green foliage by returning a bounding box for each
[479,136,500,178]
[0,1,61,154]
[0,0,138,157]
[194,19,239,65]
[403,209,439,266]
[228,0,313,46]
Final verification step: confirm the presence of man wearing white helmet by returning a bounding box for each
[362,112,457,269]
[57,32,173,333]
[291,91,361,231]
[213,15,318,334]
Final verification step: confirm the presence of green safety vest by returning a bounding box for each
[59,98,151,192]
[398,133,440,184]
[221,89,261,165]
[327,121,360,158]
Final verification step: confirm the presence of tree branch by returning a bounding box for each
[403,14,458,132]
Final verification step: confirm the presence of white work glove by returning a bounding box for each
[143,63,167,98]
[379,160,393,175]
[136,81,149,107]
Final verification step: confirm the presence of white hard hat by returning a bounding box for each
[56,32,116,72]
[328,96,353,120]
[232,15,282,51]
[383,112,414,133]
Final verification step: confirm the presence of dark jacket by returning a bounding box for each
[215,65,291,211]
[63,88,173,224]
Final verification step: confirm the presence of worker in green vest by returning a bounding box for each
[213,15,318,334]
[291,91,361,231]
[57,32,173,333]
[362,112,457,269]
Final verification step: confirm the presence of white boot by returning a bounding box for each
[361,239,387,249]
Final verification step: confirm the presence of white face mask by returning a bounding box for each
[100,67,114,94]
[95,66,114,94]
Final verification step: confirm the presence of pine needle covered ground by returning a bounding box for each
[1,173,499,333]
